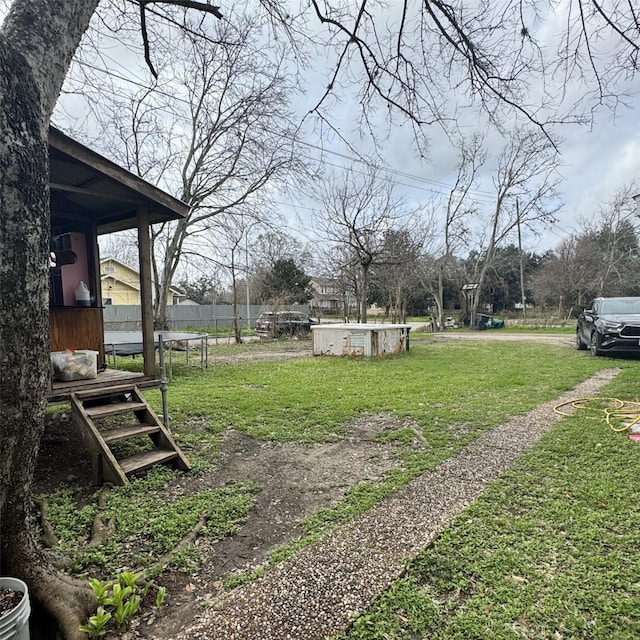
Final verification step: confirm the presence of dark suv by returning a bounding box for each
[576,297,640,356]
[254,311,317,338]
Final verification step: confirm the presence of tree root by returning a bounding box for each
[25,562,95,640]
[148,509,209,577]
[38,499,59,548]
[88,486,114,547]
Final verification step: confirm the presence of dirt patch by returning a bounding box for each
[150,418,412,638]
[429,330,574,347]
[34,409,418,638]
[206,339,313,365]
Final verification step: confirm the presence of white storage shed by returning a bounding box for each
[311,323,411,357]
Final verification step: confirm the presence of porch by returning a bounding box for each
[46,126,191,483]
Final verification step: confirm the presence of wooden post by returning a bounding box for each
[137,206,156,377]
[89,222,106,365]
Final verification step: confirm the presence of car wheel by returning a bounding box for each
[576,331,587,350]
[590,331,603,356]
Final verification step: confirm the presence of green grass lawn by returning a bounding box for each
[334,353,640,640]
[42,339,640,633]
[148,341,603,445]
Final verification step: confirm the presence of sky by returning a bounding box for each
[334,101,640,254]
[270,0,640,255]
[38,1,640,258]
[275,109,640,254]
[275,2,640,256]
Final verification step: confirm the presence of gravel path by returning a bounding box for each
[176,368,620,640]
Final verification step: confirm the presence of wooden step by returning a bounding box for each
[70,385,190,485]
[119,449,179,475]
[74,384,138,400]
[103,424,161,444]
[85,401,148,418]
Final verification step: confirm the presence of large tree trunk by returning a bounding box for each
[0,2,100,636]
[231,251,243,344]
[359,263,369,323]
[153,219,188,330]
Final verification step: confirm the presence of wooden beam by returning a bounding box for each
[137,206,156,377]
[50,181,141,204]
[49,127,190,218]
[89,222,105,366]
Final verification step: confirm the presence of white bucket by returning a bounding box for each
[0,578,30,640]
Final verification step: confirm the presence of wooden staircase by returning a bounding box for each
[70,384,190,485]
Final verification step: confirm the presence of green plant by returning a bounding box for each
[79,607,111,637]
[87,578,110,606]
[113,594,140,625]
[80,571,164,637]
[155,585,166,608]
[44,470,259,574]
[104,581,133,610]
[116,570,141,590]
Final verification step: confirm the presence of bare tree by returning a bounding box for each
[314,164,420,323]
[405,136,486,330]
[430,135,487,330]
[203,214,265,342]
[587,184,640,296]
[371,223,435,322]
[2,0,639,636]
[226,223,249,344]
[86,13,303,329]
[265,1,640,148]
[463,129,562,322]
[176,269,226,304]
[533,184,640,314]
[313,242,361,320]
[250,230,314,301]
[530,238,587,318]
[252,231,313,271]
[98,231,139,267]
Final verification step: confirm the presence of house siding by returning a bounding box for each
[100,258,175,306]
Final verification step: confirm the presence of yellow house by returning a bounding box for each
[100,257,177,305]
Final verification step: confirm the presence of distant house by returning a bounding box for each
[309,277,357,316]
[100,257,180,305]
[100,257,141,305]
[309,277,341,314]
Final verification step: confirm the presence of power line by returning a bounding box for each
[62,58,572,250]
[63,58,499,203]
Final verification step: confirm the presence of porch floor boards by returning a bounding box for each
[48,369,158,402]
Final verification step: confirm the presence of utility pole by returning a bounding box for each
[516,199,526,319]
[245,233,251,330]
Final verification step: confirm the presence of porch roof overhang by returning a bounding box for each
[49,126,189,235]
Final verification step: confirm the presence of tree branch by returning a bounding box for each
[138,0,224,78]
[141,0,222,20]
